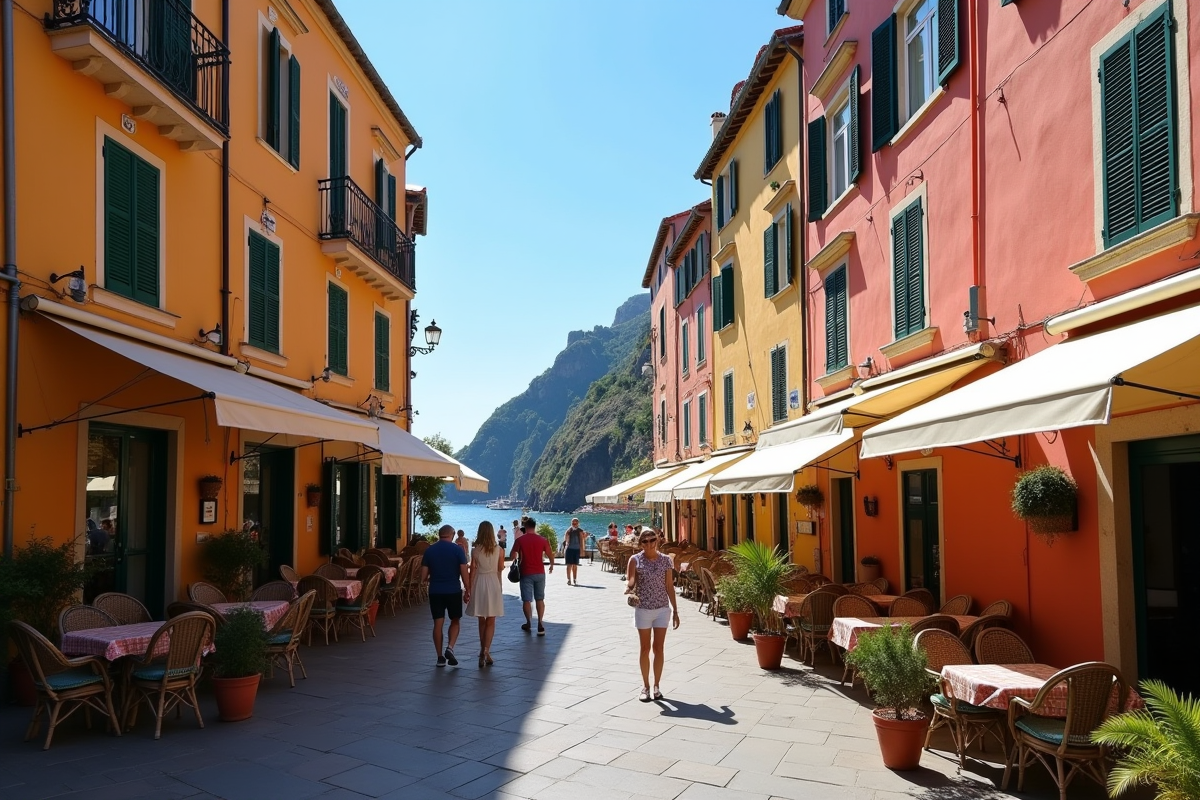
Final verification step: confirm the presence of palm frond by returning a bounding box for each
[1093,680,1200,798]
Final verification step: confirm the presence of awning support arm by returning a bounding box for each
[952,440,1021,467]
[18,392,215,437]
[844,409,885,420]
[807,464,860,479]
[229,437,330,464]
[1111,377,1200,403]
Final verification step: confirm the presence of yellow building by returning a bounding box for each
[1,0,461,615]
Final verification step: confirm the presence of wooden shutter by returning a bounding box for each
[698,394,708,443]
[696,306,705,362]
[263,238,280,353]
[267,28,281,150]
[374,159,386,207]
[1133,8,1177,234]
[730,159,739,214]
[375,312,390,392]
[892,200,925,339]
[936,0,961,86]
[103,138,135,298]
[387,174,398,221]
[711,274,723,330]
[379,474,401,548]
[723,373,734,436]
[807,117,827,221]
[828,0,845,33]
[328,283,348,375]
[353,462,372,552]
[682,321,689,369]
[247,232,269,350]
[771,347,787,422]
[871,16,899,151]
[132,158,160,306]
[1101,36,1137,245]
[715,173,726,228]
[892,209,909,339]
[683,401,690,448]
[764,224,777,297]
[764,93,774,173]
[288,55,301,167]
[329,93,347,177]
[848,65,862,183]
[721,264,734,329]
[782,204,793,287]
[825,267,848,371]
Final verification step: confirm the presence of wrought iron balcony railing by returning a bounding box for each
[319,177,416,292]
[46,0,229,134]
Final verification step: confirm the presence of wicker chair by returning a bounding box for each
[974,628,1035,665]
[979,599,1013,617]
[363,552,389,568]
[699,567,723,619]
[959,614,1012,653]
[314,563,346,580]
[807,574,832,587]
[890,596,931,617]
[1003,662,1128,800]
[279,564,301,584]
[870,577,889,593]
[374,561,400,617]
[332,555,359,569]
[796,591,837,665]
[251,581,297,602]
[813,582,848,597]
[832,595,879,685]
[915,628,1005,769]
[121,611,213,740]
[901,587,936,614]
[187,581,227,605]
[266,590,315,688]
[92,593,152,625]
[58,605,119,637]
[846,582,876,595]
[8,620,122,750]
[297,575,339,645]
[939,594,974,616]
[336,572,381,642]
[166,601,224,627]
[910,614,961,635]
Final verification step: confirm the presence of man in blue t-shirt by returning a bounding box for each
[420,524,471,667]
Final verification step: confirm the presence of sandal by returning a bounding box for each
[639,687,651,702]
[485,652,494,665]
[652,686,663,700]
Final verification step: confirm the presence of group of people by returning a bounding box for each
[418,516,680,702]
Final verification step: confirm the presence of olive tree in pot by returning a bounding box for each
[211,607,270,722]
[715,573,755,641]
[727,540,794,669]
[202,529,267,601]
[844,623,937,769]
[1011,465,1078,545]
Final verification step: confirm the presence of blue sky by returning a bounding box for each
[338,2,789,452]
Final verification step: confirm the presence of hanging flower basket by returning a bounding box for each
[199,475,223,500]
[795,484,824,509]
[1011,466,1077,545]
[305,483,322,508]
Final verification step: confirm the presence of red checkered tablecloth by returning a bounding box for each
[942,663,1144,715]
[830,615,978,652]
[211,600,290,629]
[344,566,396,582]
[61,621,167,661]
[329,579,361,601]
[773,594,811,617]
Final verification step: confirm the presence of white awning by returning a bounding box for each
[673,452,755,500]
[586,464,686,505]
[709,430,856,495]
[441,454,490,493]
[861,303,1200,458]
[642,452,751,503]
[375,423,462,478]
[55,319,379,446]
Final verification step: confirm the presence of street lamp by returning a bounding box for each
[409,309,442,356]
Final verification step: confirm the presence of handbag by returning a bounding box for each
[626,566,639,607]
[507,550,521,583]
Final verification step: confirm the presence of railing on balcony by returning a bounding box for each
[46,0,229,134]
[319,177,417,292]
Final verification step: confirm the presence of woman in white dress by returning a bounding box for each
[466,520,505,667]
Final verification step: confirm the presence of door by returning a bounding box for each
[902,469,940,604]
[376,469,402,549]
[776,493,789,559]
[744,494,756,543]
[328,92,348,233]
[241,446,294,586]
[834,477,856,583]
[85,425,167,615]
[1129,435,1200,696]
[696,500,707,550]
[729,495,739,545]
[322,460,369,554]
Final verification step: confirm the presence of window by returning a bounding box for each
[682,400,692,449]
[247,231,280,353]
[262,25,300,168]
[715,160,738,229]
[374,158,398,221]
[770,345,788,424]
[904,0,937,117]
[723,371,735,437]
[713,263,735,330]
[764,90,783,174]
[871,3,960,151]
[327,282,348,375]
[676,233,708,306]
[103,136,160,306]
[764,205,793,298]
[825,266,849,372]
[329,91,348,178]
[1100,4,1178,248]
[658,306,666,359]
[696,306,706,364]
[891,197,926,339]
[681,320,690,375]
[698,393,708,445]
[659,398,667,444]
[374,311,390,392]
[810,68,861,220]
[828,0,846,35]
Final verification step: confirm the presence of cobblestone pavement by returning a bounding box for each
[0,557,1113,799]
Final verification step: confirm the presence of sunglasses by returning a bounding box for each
[640,536,657,544]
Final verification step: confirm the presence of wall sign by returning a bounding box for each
[200,499,217,525]
[333,75,350,100]
[746,391,756,410]
[121,114,137,134]
[789,389,800,409]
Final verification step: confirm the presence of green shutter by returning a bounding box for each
[711,275,722,331]
[892,208,909,339]
[264,239,280,353]
[764,224,777,298]
[764,92,774,173]
[872,16,899,151]
[721,264,735,329]
[825,267,848,371]
[374,159,386,206]
[328,283,348,375]
[730,159,739,214]
[782,204,793,287]
[682,322,689,369]
[248,232,267,348]
[829,0,845,33]
[288,55,301,168]
[715,174,725,227]
[321,460,338,555]
[375,312,390,393]
[807,117,828,221]
[659,307,666,357]
[1101,36,1137,245]
[1133,8,1177,233]
[698,394,707,443]
[723,372,734,436]
[683,401,690,448]
[893,200,925,339]
[103,138,135,298]
[379,474,401,547]
[132,158,160,306]
[848,66,862,183]
[387,174,398,221]
[771,347,787,423]
[267,28,281,150]
[329,92,347,177]
[696,306,706,362]
[936,0,961,86]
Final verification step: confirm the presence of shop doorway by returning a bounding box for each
[744,494,755,543]
[241,447,294,586]
[776,493,789,559]
[85,424,168,615]
[1129,435,1200,696]
[902,469,940,604]
[323,460,369,554]
[834,477,856,583]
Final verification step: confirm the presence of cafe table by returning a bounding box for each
[211,600,290,629]
[829,615,978,653]
[61,621,168,661]
[941,663,1144,715]
[773,594,810,617]
[328,579,362,602]
[861,594,900,612]
[344,566,397,583]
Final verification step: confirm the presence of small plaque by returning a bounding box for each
[120,114,137,135]
[789,389,800,409]
[268,6,278,22]
[200,499,217,524]
[794,520,815,535]
[746,391,756,410]
[333,75,350,100]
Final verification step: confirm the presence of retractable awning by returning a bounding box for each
[54,319,379,445]
[586,464,686,505]
[709,430,857,495]
[642,451,751,503]
[861,303,1200,458]
[442,455,490,493]
[374,422,463,478]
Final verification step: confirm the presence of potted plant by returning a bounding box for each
[199,474,223,500]
[795,484,824,509]
[201,529,267,601]
[727,540,794,669]
[859,554,882,583]
[1092,679,1200,799]
[304,483,322,508]
[1011,465,1078,544]
[715,572,756,640]
[211,607,270,722]
[844,623,937,770]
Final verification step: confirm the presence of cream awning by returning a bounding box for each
[586,464,686,505]
[374,422,464,478]
[674,452,754,499]
[442,455,490,493]
[861,303,1200,458]
[709,430,856,495]
[642,452,751,503]
[55,319,379,445]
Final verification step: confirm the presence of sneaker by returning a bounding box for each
[537,625,545,636]
[436,656,446,668]
[521,622,531,633]
[444,648,458,666]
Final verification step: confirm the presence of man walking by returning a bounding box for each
[421,524,471,667]
[510,517,554,635]
[562,518,586,586]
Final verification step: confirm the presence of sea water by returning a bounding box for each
[435,504,653,540]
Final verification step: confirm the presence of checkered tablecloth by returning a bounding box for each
[829,615,978,652]
[211,600,290,629]
[343,566,396,582]
[329,580,362,601]
[387,557,403,567]
[862,594,900,611]
[942,663,1144,714]
[61,621,167,661]
[773,594,811,617]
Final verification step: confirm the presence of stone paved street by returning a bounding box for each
[0,558,1112,799]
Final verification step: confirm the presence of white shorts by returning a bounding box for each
[633,605,671,629]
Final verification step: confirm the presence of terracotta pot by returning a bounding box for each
[367,600,379,628]
[726,611,753,641]
[871,710,931,770]
[9,656,36,707]
[752,632,786,670]
[858,563,881,583]
[199,478,222,500]
[305,489,321,508]
[213,674,261,722]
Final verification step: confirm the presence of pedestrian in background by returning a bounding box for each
[466,520,505,667]
[497,524,508,555]
[420,525,470,667]
[625,527,679,701]
[455,529,469,556]
[510,517,554,635]
[563,518,585,586]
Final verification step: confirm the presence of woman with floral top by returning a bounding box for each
[625,528,679,701]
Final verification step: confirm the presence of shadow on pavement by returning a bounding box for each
[652,699,737,725]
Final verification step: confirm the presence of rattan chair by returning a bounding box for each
[92,593,152,625]
[187,581,227,605]
[889,596,930,617]
[699,567,722,619]
[979,599,1013,618]
[332,555,359,569]
[363,552,389,568]
[797,591,837,665]
[974,628,1035,665]
[846,582,876,595]
[58,605,119,638]
[314,563,346,580]
[121,611,213,740]
[901,587,936,614]
[939,594,974,616]
[251,581,297,602]
[1003,662,1128,800]
[813,582,848,597]
[8,620,122,750]
[959,614,1012,653]
[165,601,224,628]
[870,577,889,593]
[910,614,961,635]
[915,628,1005,769]
[266,590,315,688]
[336,572,381,642]
[279,564,301,584]
[297,575,339,645]
[807,574,833,587]
[832,595,879,685]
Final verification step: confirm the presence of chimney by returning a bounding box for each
[710,112,727,141]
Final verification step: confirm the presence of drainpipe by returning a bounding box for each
[782,39,807,415]
[969,0,984,332]
[220,0,230,356]
[3,0,19,559]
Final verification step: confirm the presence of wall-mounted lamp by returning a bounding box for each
[883,455,894,471]
[310,367,332,383]
[50,268,87,303]
[233,359,250,374]
[409,309,442,356]
[360,394,385,418]
[198,323,222,346]
[862,496,879,517]
[396,403,418,418]
[857,356,874,375]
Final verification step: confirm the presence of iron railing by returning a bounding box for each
[319,177,416,292]
[46,0,229,134]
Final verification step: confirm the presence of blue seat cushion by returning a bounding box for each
[931,693,999,714]
[268,632,293,645]
[800,623,830,633]
[1015,715,1094,746]
[310,608,335,617]
[36,668,103,692]
[131,664,197,682]
[336,605,365,612]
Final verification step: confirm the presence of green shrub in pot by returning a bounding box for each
[1011,465,1078,542]
[202,530,267,602]
[212,608,270,680]
[845,624,936,720]
[0,535,95,638]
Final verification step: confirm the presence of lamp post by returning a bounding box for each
[409,309,442,357]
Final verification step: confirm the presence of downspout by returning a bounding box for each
[220,0,230,356]
[3,0,19,558]
[783,39,807,414]
[969,0,983,326]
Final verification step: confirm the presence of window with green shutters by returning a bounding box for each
[891,198,926,340]
[719,264,735,329]
[696,306,706,364]
[764,205,793,297]
[723,372,735,436]
[764,89,783,173]
[262,26,300,168]
[807,116,827,220]
[682,400,691,448]
[770,345,788,424]
[681,320,690,375]
[659,399,667,444]
[698,393,708,444]
[659,306,666,359]
[716,160,738,229]
[1100,4,1177,248]
[327,283,349,376]
[871,3,960,152]
[712,274,723,330]
[103,136,160,307]
[828,0,846,34]
[825,266,849,372]
[374,312,390,392]
[247,231,280,353]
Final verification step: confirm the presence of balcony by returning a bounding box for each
[319,177,417,300]
[45,0,229,151]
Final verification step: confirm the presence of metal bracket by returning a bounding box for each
[1111,377,1200,403]
[807,464,860,479]
[19,392,214,437]
[229,437,330,464]
[952,439,1021,467]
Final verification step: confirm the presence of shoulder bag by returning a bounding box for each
[507,548,522,583]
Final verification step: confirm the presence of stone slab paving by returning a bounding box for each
[0,556,1118,799]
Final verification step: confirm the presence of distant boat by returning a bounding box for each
[573,502,640,514]
[486,496,526,511]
